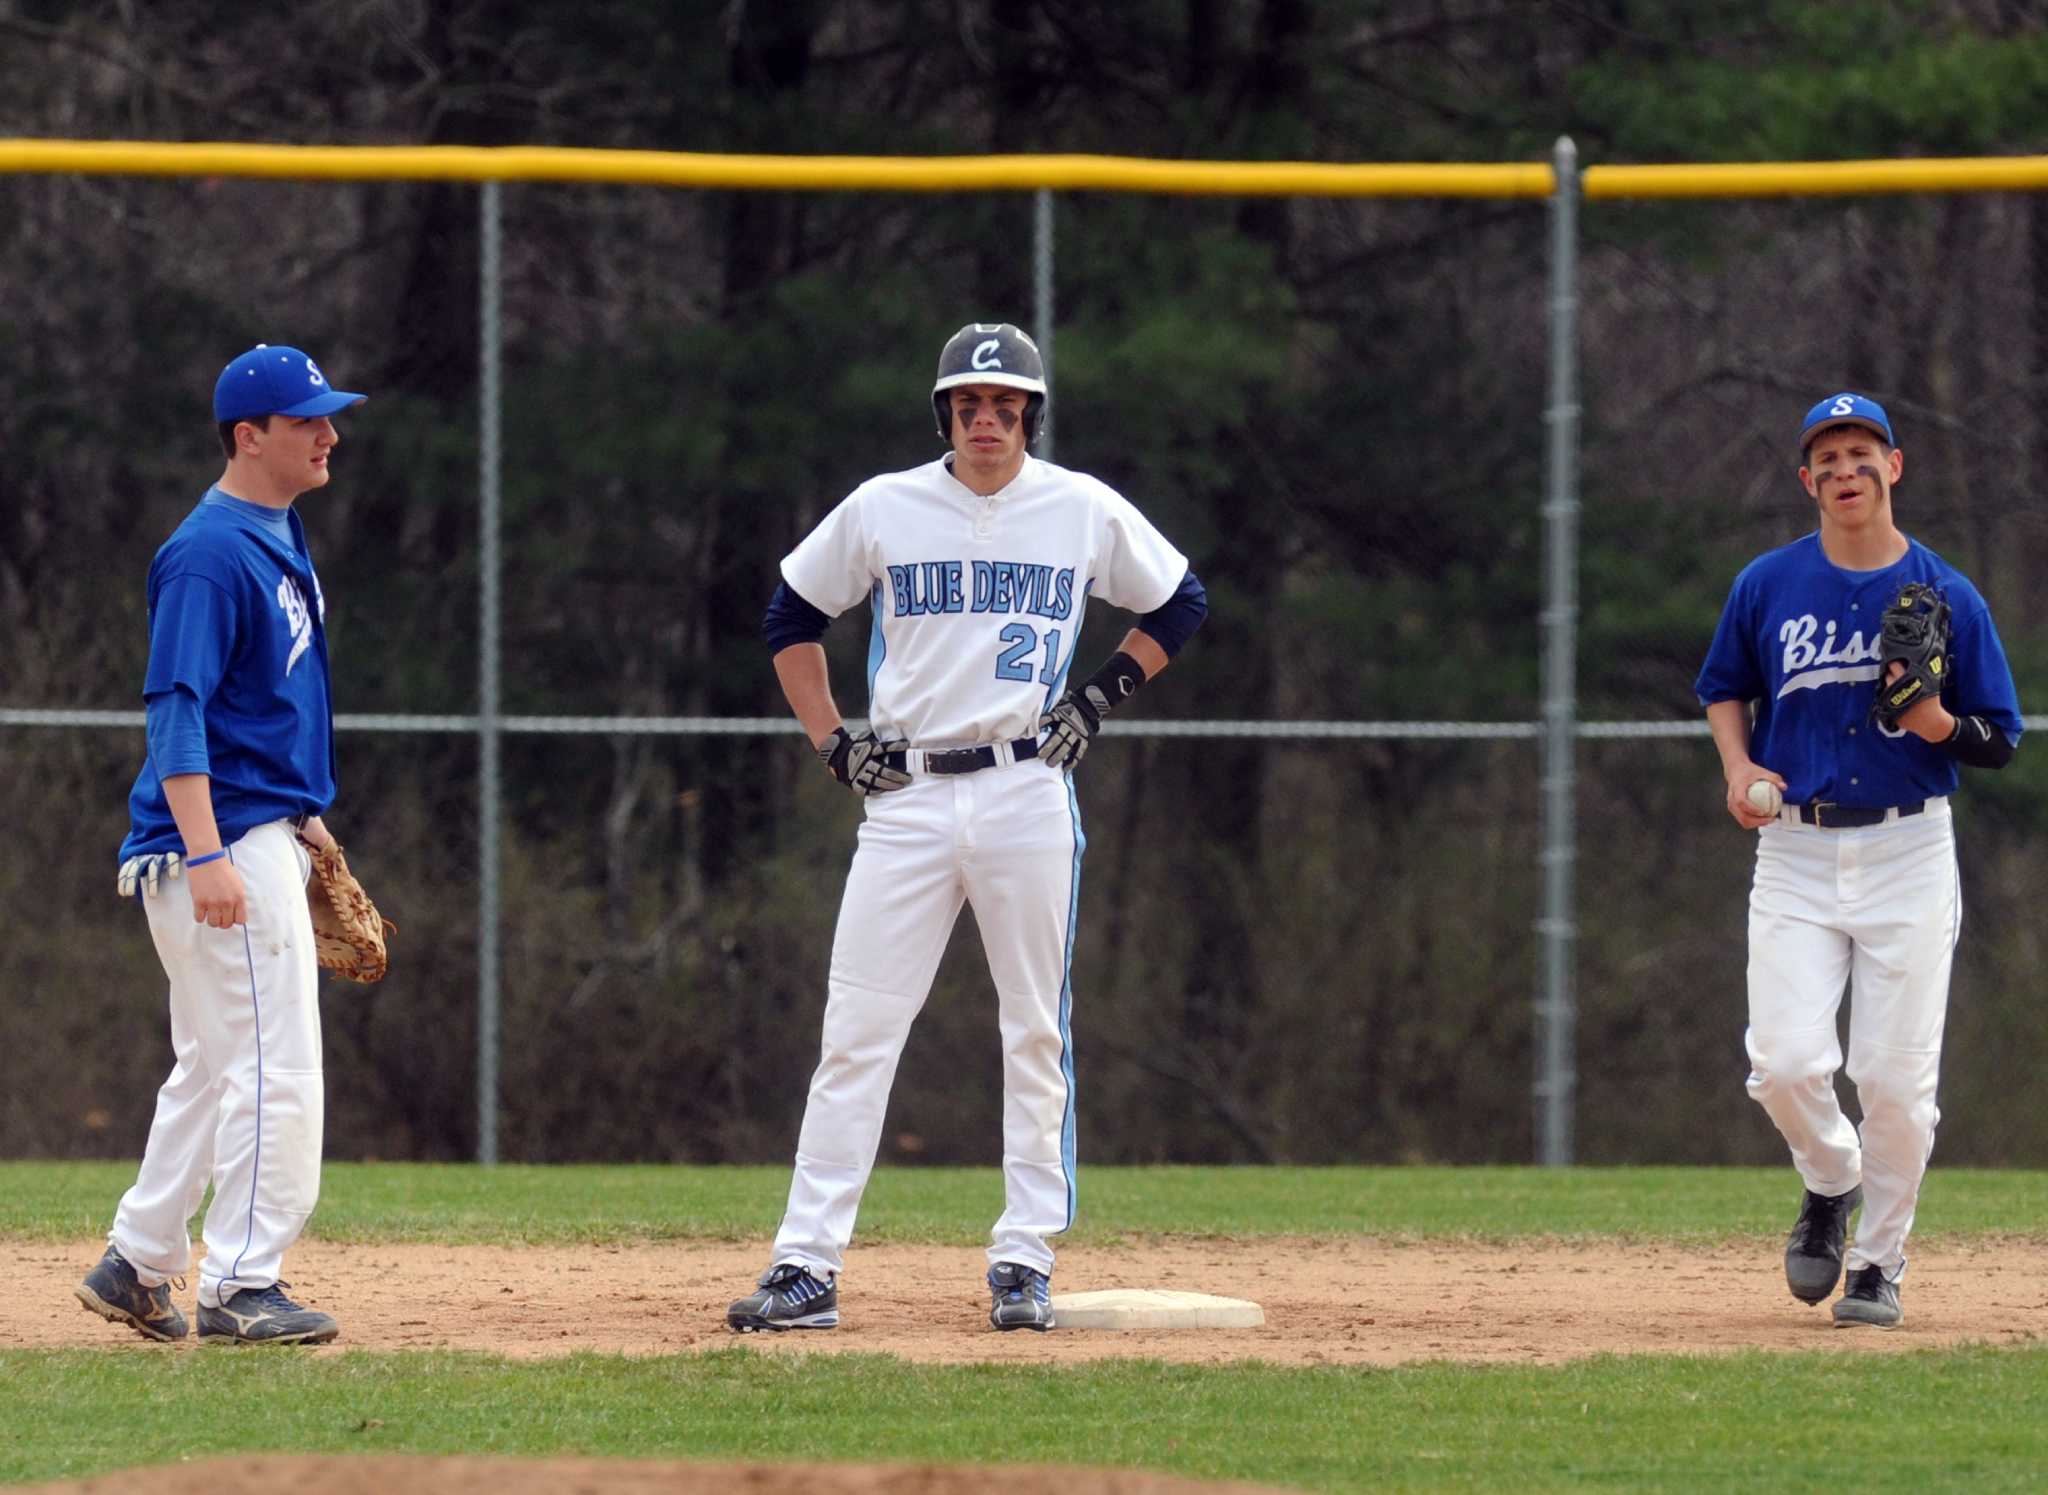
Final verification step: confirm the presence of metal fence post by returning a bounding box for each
[1537,137,1581,1166]
[478,180,504,1166]
[1033,188,1055,460]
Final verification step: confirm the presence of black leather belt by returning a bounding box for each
[1796,800,1925,829]
[885,737,1040,775]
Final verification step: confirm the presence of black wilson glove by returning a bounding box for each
[819,726,911,796]
[1871,582,1952,730]
[1039,651,1146,771]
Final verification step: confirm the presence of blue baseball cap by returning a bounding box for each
[213,345,367,423]
[1799,392,1893,454]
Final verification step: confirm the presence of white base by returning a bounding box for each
[1048,1289,1265,1330]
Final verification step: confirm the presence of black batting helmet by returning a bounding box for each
[931,322,1048,444]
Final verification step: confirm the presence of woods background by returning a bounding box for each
[4,0,2047,1167]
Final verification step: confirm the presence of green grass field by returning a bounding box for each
[4,1163,2045,1492]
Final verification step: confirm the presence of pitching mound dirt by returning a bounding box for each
[22,1453,1294,1494]
[13,1235,2047,1364]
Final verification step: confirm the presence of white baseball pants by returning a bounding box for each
[1745,801,1958,1278]
[111,820,324,1308]
[774,760,1082,1280]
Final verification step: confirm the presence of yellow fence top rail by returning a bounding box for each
[5,140,2047,199]
[0,140,1550,198]
[1584,155,2048,199]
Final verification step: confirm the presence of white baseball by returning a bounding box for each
[1746,779,1783,816]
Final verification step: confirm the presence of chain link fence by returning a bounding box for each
[5,146,2046,1167]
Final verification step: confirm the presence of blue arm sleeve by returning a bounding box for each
[1134,569,1208,659]
[762,580,832,653]
[145,685,211,780]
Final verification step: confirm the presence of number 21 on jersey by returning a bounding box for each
[995,623,1062,684]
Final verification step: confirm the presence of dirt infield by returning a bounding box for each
[17,1237,2047,1495]
[14,1234,2048,1364]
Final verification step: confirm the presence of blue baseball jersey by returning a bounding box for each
[120,489,336,859]
[1695,533,2022,808]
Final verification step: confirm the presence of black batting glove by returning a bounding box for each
[819,726,912,796]
[1038,651,1147,772]
[1039,684,1109,770]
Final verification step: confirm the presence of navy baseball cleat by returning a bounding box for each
[197,1283,340,1345]
[727,1263,839,1332]
[1784,1185,1862,1304]
[1832,1266,1904,1328]
[987,1262,1054,1331]
[76,1245,188,1342]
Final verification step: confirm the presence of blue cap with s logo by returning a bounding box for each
[1799,392,1893,454]
[214,345,368,423]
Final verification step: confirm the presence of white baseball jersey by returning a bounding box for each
[766,449,1191,1288]
[781,453,1189,747]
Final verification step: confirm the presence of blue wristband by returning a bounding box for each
[185,849,228,868]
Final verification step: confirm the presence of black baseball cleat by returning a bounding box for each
[1832,1265,1904,1328]
[76,1245,188,1342]
[197,1282,339,1345]
[1784,1184,1863,1304]
[727,1263,839,1332]
[987,1262,1054,1331]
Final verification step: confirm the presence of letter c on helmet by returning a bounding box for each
[931,321,1050,445]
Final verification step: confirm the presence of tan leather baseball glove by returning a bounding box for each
[303,839,395,983]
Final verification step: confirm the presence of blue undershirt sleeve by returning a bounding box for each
[1135,569,1208,659]
[145,685,211,781]
[762,580,833,653]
